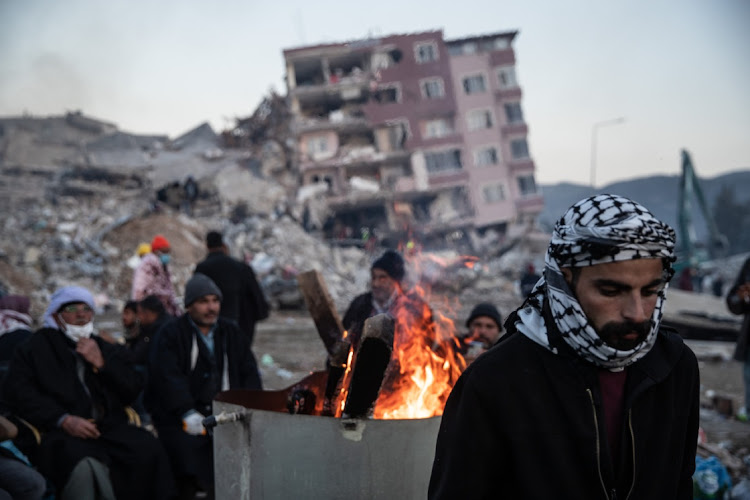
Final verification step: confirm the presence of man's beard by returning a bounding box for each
[597,320,651,351]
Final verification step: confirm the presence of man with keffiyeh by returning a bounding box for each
[429,194,699,499]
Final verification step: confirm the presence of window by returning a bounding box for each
[474,146,499,166]
[462,42,477,54]
[462,74,486,95]
[424,149,462,174]
[415,41,438,63]
[517,175,537,195]
[372,85,399,103]
[504,102,524,123]
[494,38,510,50]
[421,78,445,99]
[423,119,452,139]
[497,66,518,89]
[510,139,529,159]
[308,136,328,155]
[482,183,506,203]
[467,109,493,131]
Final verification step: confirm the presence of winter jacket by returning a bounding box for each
[5,328,142,431]
[147,315,262,426]
[131,253,181,317]
[429,310,699,499]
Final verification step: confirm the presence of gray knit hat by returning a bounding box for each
[184,273,223,307]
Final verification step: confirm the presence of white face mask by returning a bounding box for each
[61,319,95,342]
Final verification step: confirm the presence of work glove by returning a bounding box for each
[182,410,207,436]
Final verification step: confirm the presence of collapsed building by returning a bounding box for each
[282,30,544,250]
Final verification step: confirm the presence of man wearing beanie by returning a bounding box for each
[148,273,262,500]
[459,302,504,364]
[131,234,181,316]
[430,195,699,499]
[342,249,430,350]
[195,230,269,346]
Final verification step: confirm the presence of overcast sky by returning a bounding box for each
[1,0,748,186]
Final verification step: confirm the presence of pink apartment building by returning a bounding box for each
[283,29,543,248]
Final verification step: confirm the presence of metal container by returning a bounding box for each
[212,397,440,499]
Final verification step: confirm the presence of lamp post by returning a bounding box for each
[590,117,625,188]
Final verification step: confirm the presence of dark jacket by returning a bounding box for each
[429,310,699,499]
[728,257,750,362]
[195,251,269,344]
[5,328,141,431]
[147,315,262,426]
[126,312,169,367]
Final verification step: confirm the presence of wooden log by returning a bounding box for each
[343,314,395,418]
[297,269,349,367]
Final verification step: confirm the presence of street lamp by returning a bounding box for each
[590,117,625,188]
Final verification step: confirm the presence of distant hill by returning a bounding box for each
[538,170,750,243]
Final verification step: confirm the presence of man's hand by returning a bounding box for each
[182,411,207,436]
[61,415,100,439]
[737,284,750,304]
[76,337,105,370]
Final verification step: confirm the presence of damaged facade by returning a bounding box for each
[283,30,544,248]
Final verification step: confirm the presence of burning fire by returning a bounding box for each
[373,291,466,419]
[333,252,473,420]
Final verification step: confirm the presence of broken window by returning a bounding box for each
[415,41,438,63]
[421,78,445,99]
[517,174,537,195]
[510,139,530,159]
[504,102,524,124]
[462,74,486,94]
[474,146,499,166]
[372,86,400,103]
[422,118,452,139]
[497,65,518,89]
[425,149,462,174]
[467,109,493,131]
[482,182,506,203]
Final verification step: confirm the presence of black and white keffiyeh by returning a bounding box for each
[514,194,676,370]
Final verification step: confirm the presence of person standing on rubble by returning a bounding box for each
[727,255,750,421]
[147,273,262,500]
[429,194,699,499]
[132,235,182,317]
[194,231,269,346]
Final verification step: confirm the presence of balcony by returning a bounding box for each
[494,87,522,102]
[292,114,370,134]
[299,147,410,171]
[500,122,528,135]
[515,193,544,214]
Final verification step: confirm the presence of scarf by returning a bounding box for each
[514,194,676,370]
[0,309,32,336]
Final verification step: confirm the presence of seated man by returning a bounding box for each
[4,286,175,500]
[148,273,262,500]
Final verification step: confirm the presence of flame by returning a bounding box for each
[372,294,466,419]
[370,252,472,420]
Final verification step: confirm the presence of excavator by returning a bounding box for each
[675,149,729,273]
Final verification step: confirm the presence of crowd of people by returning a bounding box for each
[0,230,268,499]
[0,194,744,498]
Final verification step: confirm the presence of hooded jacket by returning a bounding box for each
[429,302,699,500]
